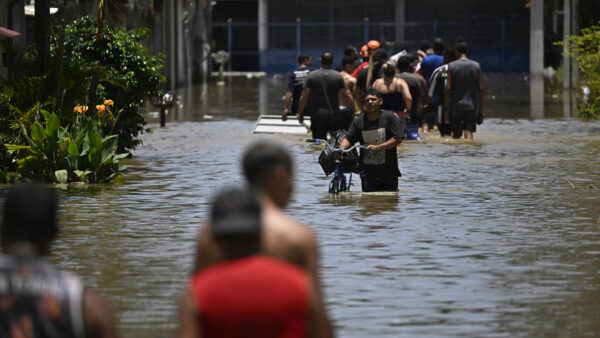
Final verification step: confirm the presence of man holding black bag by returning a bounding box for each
[296,52,355,139]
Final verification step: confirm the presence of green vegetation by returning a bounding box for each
[0,15,165,183]
[562,22,600,118]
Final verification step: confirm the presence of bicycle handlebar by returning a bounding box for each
[306,138,367,153]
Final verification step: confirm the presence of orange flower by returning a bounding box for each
[96,105,106,116]
[81,105,88,113]
[73,106,79,113]
[103,99,114,107]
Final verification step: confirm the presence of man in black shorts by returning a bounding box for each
[338,88,404,192]
[444,41,484,139]
[296,52,355,139]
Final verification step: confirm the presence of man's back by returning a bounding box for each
[0,255,85,338]
[288,66,312,114]
[306,69,345,113]
[448,58,481,112]
[192,256,309,338]
[195,198,318,283]
[396,72,426,119]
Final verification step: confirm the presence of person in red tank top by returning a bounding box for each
[179,188,330,338]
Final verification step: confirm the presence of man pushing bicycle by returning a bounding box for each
[338,88,404,192]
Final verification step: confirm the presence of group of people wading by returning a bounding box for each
[283,37,485,192]
[284,37,485,141]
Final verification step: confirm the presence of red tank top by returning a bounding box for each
[191,256,309,338]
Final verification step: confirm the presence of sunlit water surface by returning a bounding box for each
[2,76,600,337]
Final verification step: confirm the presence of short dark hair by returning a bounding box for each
[419,39,431,52]
[382,62,396,76]
[344,45,357,56]
[371,49,388,63]
[243,142,292,190]
[1,183,58,253]
[455,42,468,55]
[444,48,457,63]
[320,52,334,66]
[433,38,445,55]
[364,87,383,100]
[298,53,310,65]
[341,56,355,68]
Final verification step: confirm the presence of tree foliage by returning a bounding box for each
[563,21,600,118]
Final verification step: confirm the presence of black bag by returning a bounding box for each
[317,130,360,175]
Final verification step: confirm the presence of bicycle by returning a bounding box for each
[306,138,367,194]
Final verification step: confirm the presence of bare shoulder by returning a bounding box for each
[263,207,316,246]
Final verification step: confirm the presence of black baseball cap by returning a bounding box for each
[211,188,261,239]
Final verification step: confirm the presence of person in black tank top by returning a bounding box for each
[0,183,118,338]
[372,62,413,131]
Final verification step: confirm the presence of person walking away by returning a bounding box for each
[372,62,412,129]
[296,52,354,139]
[444,42,484,139]
[427,49,457,137]
[194,142,333,335]
[0,183,118,338]
[339,88,404,192]
[396,53,427,139]
[283,53,313,121]
[180,188,330,338]
[355,49,389,113]
[352,40,380,79]
[418,38,445,132]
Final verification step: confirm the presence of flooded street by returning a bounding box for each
[4,75,600,337]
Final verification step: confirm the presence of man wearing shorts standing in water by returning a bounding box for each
[339,88,404,192]
[296,52,354,139]
[445,41,484,139]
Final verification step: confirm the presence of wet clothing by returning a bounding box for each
[395,72,426,124]
[419,54,444,86]
[428,64,452,136]
[448,58,481,113]
[0,255,86,338]
[345,110,404,192]
[191,255,309,338]
[305,69,347,139]
[381,92,406,112]
[448,58,481,134]
[287,66,313,115]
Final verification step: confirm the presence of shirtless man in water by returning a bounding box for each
[193,142,332,335]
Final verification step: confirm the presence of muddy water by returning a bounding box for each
[3,75,600,337]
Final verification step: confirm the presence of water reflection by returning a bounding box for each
[530,74,544,118]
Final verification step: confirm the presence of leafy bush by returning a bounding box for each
[562,22,600,118]
[4,101,128,183]
[53,16,165,151]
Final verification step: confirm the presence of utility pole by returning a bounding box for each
[530,0,544,118]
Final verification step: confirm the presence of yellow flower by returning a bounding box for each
[81,105,88,113]
[104,99,114,107]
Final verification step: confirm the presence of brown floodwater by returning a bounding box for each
[2,74,600,337]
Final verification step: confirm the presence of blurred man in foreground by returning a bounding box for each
[179,188,330,337]
[193,142,332,335]
[0,183,118,338]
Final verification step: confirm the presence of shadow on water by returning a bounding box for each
[1,73,599,337]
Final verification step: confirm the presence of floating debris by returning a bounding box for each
[566,179,576,189]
